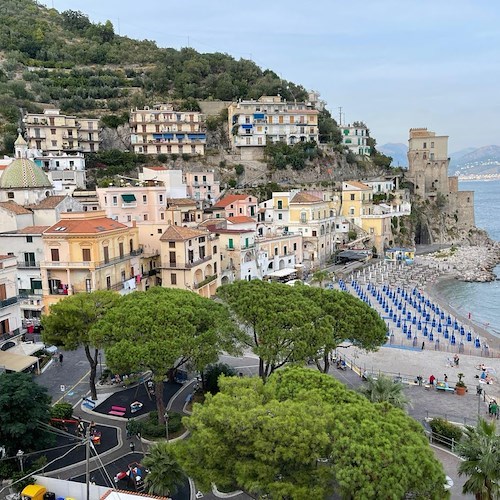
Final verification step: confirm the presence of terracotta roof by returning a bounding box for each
[167,198,197,206]
[28,195,67,210]
[144,166,168,171]
[290,192,323,203]
[0,255,14,260]
[0,165,7,170]
[344,180,371,190]
[160,225,208,241]
[227,216,256,224]
[213,194,250,208]
[0,201,32,215]
[16,225,49,234]
[216,228,254,234]
[44,217,128,235]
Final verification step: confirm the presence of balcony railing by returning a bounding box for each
[43,249,143,269]
[0,296,18,308]
[163,255,211,269]
[194,274,217,289]
[17,261,39,269]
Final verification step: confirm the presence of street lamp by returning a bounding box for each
[164,411,169,442]
[16,450,24,472]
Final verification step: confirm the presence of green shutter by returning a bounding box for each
[121,194,136,202]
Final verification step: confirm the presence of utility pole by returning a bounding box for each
[338,107,343,126]
[85,425,91,500]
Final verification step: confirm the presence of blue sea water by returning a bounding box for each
[435,179,500,337]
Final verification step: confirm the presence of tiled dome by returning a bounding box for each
[0,158,52,189]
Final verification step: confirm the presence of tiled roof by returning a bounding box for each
[17,225,49,234]
[213,194,250,208]
[0,201,32,215]
[44,217,128,235]
[344,180,371,190]
[227,216,256,224]
[0,158,52,189]
[290,192,323,203]
[28,195,66,210]
[160,225,208,241]
[167,198,197,206]
[144,166,168,171]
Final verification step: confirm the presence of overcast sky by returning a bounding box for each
[42,0,500,152]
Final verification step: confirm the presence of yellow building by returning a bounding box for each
[341,181,373,228]
[23,109,99,153]
[40,211,140,309]
[159,226,220,297]
[130,104,206,156]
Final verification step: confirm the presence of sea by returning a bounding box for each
[434,179,500,338]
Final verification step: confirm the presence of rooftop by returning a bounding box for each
[0,201,32,215]
[160,225,208,241]
[343,180,371,190]
[27,195,67,210]
[290,192,323,204]
[213,194,252,208]
[44,217,128,235]
[227,216,256,224]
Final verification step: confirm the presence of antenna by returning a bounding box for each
[338,107,343,126]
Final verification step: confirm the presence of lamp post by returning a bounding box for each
[164,411,169,442]
[16,449,24,472]
[98,351,102,378]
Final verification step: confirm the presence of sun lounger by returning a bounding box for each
[109,410,125,416]
[435,383,454,392]
[111,405,126,412]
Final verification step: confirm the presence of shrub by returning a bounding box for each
[234,164,244,176]
[138,411,182,439]
[181,153,190,162]
[203,363,237,395]
[429,418,463,446]
[157,153,168,163]
[50,402,73,420]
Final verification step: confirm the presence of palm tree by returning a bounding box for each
[359,375,411,409]
[311,270,332,288]
[456,419,500,500]
[143,442,185,497]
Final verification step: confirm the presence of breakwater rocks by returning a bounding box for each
[416,243,500,282]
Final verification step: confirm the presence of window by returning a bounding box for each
[293,243,297,251]
[103,246,109,264]
[24,252,36,267]
[112,196,117,206]
[350,194,355,201]
[160,212,165,220]
[157,228,162,234]
[143,195,147,204]
[431,142,434,148]
[51,129,56,135]
[119,242,124,259]
[106,276,111,290]
[278,213,283,220]
[159,194,164,203]
[169,251,176,264]
[274,247,278,255]
[277,200,283,209]
[144,214,148,221]
[213,245,217,254]
[127,215,132,222]
[51,248,59,261]
[26,236,33,243]
[169,241,175,248]
[7,192,14,199]
[82,248,91,261]
[171,273,177,285]
[423,142,427,148]
[228,238,234,249]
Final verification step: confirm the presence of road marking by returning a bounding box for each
[53,369,90,406]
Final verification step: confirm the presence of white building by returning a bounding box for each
[0,254,22,336]
[341,123,371,156]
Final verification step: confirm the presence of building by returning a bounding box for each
[159,225,220,297]
[23,109,99,153]
[0,254,22,336]
[208,194,258,219]
[40,211,141,309]
[227,96,319,159]
[0,226,47,322]
[217,228,258,284]
[341,123,371,156]
[34,151,86,192]
[184,171,220,207]
[130,104,206,156]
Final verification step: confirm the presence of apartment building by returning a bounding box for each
[23,109,99,154]
[341,181,374,228]
[40,211,141,309]
[130,104,206,156]
[227,96,319,159]
[208,194,258,219]
[159,226,220,298]
[341,123,371,156]
[217,228,258,284]
[184,171,220,207]
[0,255,22,336]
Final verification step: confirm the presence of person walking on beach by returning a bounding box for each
[444,374,448,383]
[421,341,425,350]
[454,354,459,367]
[429,374,436,385]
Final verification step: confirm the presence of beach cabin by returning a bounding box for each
[385,247,414,264]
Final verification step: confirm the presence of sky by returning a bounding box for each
[41,0,500,152]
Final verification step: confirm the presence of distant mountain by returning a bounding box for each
[379,143,408,168]
[449,145,500,177]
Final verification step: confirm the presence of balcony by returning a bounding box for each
[0,296,18,309]
[17,261,39,269]
[194,274,217,289]
[163,255,211,269]
[43,249,143,269]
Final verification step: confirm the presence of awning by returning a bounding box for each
[241,124,253,129]
[0,351,39,372]
[153,133,173,140]
[121,194,136,203]
[253,113,265,119]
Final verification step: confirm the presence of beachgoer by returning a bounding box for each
[454,354,459,367]
[129,442,135,452]
[490,400,498,420]
[59,353,63,364]
[421,341,425,350]
[444,374,448,383]
[429,374,436,385]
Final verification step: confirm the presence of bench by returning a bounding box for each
[109,410,125,417]
[436,383,454,393]
[111,405,126,412]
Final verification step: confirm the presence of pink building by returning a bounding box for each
[207,194,258,220]
[184,171,220,207]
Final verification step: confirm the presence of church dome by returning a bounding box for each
[0,158,52,189]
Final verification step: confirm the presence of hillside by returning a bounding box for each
[0,0,310,153]
[449,145,500,177]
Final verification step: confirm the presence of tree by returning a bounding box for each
[175,367,447,499]
[359,375,411,409]
[0,373,53,455]
[42,290,120,400]
[202,363,237,395]
[217,281,325,381]
[91,287,240,424]
[311,270,331,288]
[143,442,186,496]
[457,419,500,500]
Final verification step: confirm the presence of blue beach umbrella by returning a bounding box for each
[440,311,445,320]
[412,315,417,325]
[417,320,422,331]
[454,321,459,330]
[460,326,465,335]
[397,317,401,327]
[429,331,434,341]
[423,326,428,336]
[403,324,408,334]
[466,331,472,342]
[444,329,449,339]
[432,317,436,328]
[437,324,442,333]
[475,337,481,348]
[451,334,456,345]
[447,315,452,326]
[407,311,412,321]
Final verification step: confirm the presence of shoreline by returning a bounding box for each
[425,275,500,351]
